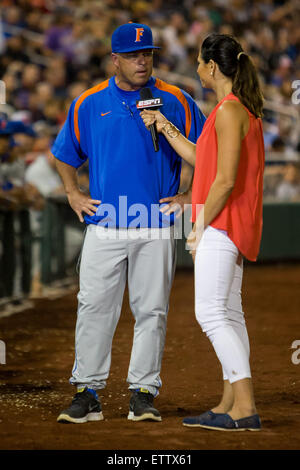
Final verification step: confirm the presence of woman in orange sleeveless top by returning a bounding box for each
[141,33,265,431]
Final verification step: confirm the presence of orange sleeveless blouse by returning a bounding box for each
[191,92,265,261]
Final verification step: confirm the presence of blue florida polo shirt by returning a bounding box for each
[51,76,206,228]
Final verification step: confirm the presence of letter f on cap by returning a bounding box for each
[135,28,144,42]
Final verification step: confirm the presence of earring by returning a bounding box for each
[210,71,213,76]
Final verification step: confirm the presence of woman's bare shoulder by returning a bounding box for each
[215,99,248,128]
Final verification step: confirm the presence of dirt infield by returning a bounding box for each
[0,264,300,450]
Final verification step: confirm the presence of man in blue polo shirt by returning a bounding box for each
[54,22,206,424]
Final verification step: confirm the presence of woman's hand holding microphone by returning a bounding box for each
[140,110,181,137]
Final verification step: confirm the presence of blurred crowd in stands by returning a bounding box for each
[1,0,300,202]
[0,0,300,301]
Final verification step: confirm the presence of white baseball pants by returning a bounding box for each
[70,224,176,396]
[194,226,251,384]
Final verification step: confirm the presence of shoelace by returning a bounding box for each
[72,390,93,405]
[136,392,153,406]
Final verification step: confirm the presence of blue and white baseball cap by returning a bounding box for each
[111,23,160,53]
[0,118,36,137]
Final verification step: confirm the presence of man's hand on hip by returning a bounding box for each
[159,191,191,218]
[67,189,101,223]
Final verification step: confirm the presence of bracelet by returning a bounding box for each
[162,121,180,138]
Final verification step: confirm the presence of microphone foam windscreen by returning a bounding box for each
[139,87,153,100]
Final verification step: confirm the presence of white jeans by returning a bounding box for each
[195,226,251,384]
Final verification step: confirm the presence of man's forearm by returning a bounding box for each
[54,158,79,195]
[54,156,101,223]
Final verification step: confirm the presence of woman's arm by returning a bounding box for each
[140,109,197,166]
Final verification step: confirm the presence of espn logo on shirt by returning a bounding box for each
[136,97,163,109]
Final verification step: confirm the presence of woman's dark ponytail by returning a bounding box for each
[201,34,264,118]
[232,52,264,118]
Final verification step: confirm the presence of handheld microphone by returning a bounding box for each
[136,88,163,152]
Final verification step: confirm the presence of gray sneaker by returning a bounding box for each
[128,389,161,422]
[57,387,103,424]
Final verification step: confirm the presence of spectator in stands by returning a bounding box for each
[0,119,42,210]
[0,118,44,301]
[24,139,87,297]
[275,163,300,201]
[0,132,12,209]
[44,6,74,60]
